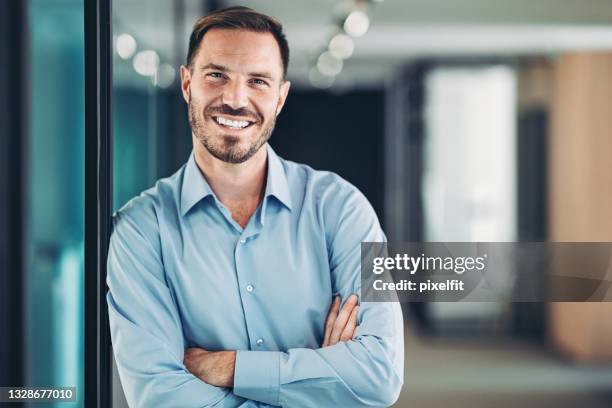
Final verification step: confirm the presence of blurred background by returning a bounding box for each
[2,0,612,407]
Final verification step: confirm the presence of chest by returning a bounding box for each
[160,207,334,351]
[224,198,260,229]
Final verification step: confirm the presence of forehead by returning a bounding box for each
[196,28,283,78]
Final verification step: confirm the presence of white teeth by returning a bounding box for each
[215,116,250,129]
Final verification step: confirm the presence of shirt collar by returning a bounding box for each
[180,152,215,216]
[180,144,292,217]
[264,144,292,212]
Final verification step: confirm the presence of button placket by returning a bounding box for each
[235,234,263,350]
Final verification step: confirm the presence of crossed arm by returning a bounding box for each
[183,295,360,388]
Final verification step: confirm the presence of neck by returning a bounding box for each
[192,135,268,206]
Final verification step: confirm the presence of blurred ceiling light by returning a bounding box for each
[329,33,354,59]
[133,50,159,76]
[343,10,369,37]
[317,51,343,77]
[309,67,334,89]
[156,63,176,88]
[116,33,137,59]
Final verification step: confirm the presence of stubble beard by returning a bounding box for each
[188,95,276,164]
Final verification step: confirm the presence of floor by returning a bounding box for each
[394,325,612,408]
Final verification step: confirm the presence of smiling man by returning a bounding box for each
[107,6,403,408]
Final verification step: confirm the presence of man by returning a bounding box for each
[107,6,403,408]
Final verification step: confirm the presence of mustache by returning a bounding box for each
[205,105,262,123]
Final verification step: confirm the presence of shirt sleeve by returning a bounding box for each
[107,202,249,408]
[233,182,404,407]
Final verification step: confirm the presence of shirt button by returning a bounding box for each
[239,238,246,244]
[256,338,264,347]
[246,284,254,293]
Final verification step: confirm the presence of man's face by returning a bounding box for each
[180,29,290,164]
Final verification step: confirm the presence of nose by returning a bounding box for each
[221,80,248,110]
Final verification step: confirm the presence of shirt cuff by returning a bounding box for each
[233,350,280,406]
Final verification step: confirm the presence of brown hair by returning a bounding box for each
[187,6,290,80]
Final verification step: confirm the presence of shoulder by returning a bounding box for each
[112,166,184,241]
[280,157,381,238]
[281,157,366,205]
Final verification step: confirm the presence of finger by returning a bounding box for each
[323,296,341,347]
[340,306,359,342]
[323,296,341,346]
[329,295,358,345]
[329,294,358,345]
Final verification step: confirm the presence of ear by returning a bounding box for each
[275,80,291,116]
[180,65,192,104]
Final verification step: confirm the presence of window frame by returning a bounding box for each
[84,0,113,406]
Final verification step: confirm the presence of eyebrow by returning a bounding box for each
[248,71,274,80]
[200,63,274,81]
[200,63,229,72]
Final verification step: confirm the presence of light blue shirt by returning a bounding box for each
[107,144,404,408]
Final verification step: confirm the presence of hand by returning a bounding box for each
[322,294,359,347]
[184,347,236,388]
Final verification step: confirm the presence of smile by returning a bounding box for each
[213,116,255,130]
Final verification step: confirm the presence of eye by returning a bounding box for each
[206,72,225,80]
[251,78,269,87]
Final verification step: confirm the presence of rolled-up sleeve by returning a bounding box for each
[233,182,404,407]
[107,201,247,408]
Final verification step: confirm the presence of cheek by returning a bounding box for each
[255,95,281,118]
[190,95,214,117]
[192,83,220,105]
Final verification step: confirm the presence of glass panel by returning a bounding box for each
[112,1,190,405]
[26,0,84,406]
[112,0,190,211]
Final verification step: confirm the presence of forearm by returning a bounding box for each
[184,348,237,388]
[186,294,358,390]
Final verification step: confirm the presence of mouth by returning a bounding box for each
[211,115,257,131]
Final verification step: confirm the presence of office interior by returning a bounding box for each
[1,0,612,407]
